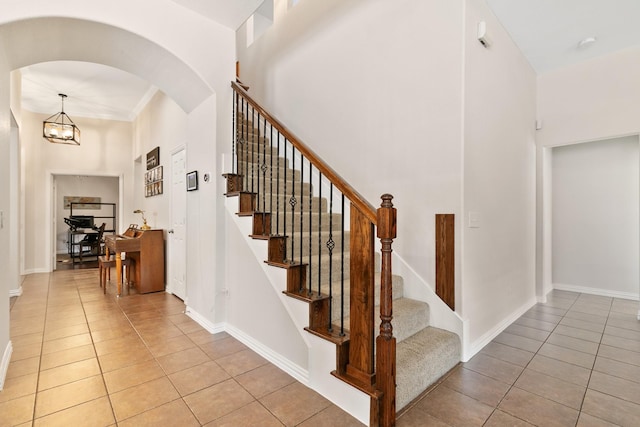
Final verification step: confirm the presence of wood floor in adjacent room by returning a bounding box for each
[3,268,640,426]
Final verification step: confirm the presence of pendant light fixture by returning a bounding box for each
[43,93,81,145]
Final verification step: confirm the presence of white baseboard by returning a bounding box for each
[0,341,13,390]
[463,296,538,362]
[553,283,639,301]
[9,286,23,298]
[225,324,309,385]
[23,268,50,275]
[184,306,225,335]
[185,306,309,386]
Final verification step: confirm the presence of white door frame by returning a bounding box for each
[539,134,640,319]
[46,171,124,272]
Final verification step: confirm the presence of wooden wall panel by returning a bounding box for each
[435,214,454,310]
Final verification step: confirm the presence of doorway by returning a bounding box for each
[547,136,639,300]
[51,174,120,270]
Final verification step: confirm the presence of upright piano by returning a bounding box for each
[105,227,165,295]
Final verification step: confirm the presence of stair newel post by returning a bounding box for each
[376,194,397,427]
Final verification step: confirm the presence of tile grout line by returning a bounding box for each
[572,295,613,427]
[30,272,53,423]
[479,292,581,426]
[110,291,216,425]
[78,277,120,425]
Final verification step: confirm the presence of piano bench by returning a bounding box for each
[98,255,133,295]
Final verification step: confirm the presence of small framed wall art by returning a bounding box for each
[186,171,198,191]
[145,165,163,197]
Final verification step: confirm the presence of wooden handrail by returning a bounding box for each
[231,81,377,224]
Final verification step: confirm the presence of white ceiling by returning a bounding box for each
[21,61,157,122]
[19,1,640,121]
[170,0,264,30]
[486,0,640,74]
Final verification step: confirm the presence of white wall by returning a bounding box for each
[0,39,12,389]
[9,111,21,296]
[225,210,308,369]
[236,0,464,303]
[133,90,228,329]
[54,175,119,253]
[537,46,640,148]
[552,136,639,298]
[462,0,537,355]
[9,71,22,292]
[133,91,187,230]
[185,95,222,326]
[537,46,640,303]
[22,110,133,273]
[237,0,537,358]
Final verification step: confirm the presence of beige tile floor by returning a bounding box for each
[2,270,362,426]
[398,290,640,426]
[3,269,640,426]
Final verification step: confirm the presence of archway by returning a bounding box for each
[0,10,234,381]
[0,17,214,112]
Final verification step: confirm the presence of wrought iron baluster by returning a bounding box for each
[283,138,288,260]
[243,100,248,190]
[232,91,236,174]
[317,172,322,297]
[275,127,280,235]
[308,164,313,296]
[307,162,313,296]
[340,194,345,336]
[289,145,296,265]
[257,112,261,207]
[251,106,256,194]
[327,183,334,331]
[300,156,305,290]
[259,112,268,234]
[269,119,273,223]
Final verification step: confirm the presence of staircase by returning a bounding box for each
[224,82,460,425]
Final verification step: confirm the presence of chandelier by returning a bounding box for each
[43,94,81,145]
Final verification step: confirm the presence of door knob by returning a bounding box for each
[168,229,174,234]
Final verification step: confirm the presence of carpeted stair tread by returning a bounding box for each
[340,296,427,341]
[324,274,405,322]
[241,177,312,196]
[256,194,328,215]
[387,298,430,343]
[396,327,461,410]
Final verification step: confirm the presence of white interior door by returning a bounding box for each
[169,148,187,300]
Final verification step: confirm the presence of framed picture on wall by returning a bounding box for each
[186,171,198,191]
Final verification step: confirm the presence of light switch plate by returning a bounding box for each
[468,211,480,228]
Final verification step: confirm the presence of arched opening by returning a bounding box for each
[0,13,233,376]
[1,17,214,113]
[2,16,218,269]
